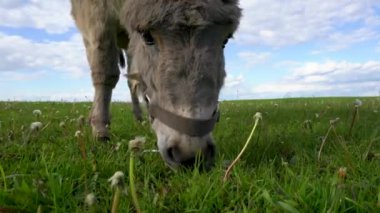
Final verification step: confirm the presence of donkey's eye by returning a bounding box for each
[222,33,233,48]
[141,31,155,45]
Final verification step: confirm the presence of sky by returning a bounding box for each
[1,0,380,101]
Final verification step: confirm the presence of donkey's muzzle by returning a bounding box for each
[164,141,216,170]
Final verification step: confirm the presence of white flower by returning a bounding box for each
[354,99,362,107]
[273,103,279,107]
[254,112,262,120]
[59,121,66,128]
[315,113,320,118]
[338,167,347,179]
[128,136,146,152]
[30,122,43,131]
[329,117,340,125]
[108,171,125,188]
[115,142,121,151]
[33,109,42,116]
[75,130,82,137]
[85,193,96,206]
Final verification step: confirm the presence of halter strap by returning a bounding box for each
[148,104,220,137]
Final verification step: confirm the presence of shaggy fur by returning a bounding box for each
[71,0,241,167]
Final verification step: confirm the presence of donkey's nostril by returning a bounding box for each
[166,147,174,161]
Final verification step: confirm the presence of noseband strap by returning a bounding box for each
[148,104,220,137]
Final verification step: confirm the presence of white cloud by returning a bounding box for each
[251,60,380,97]
[238,51,271,67]
[237,0,380,48]
[224,74,244,88]
[0,0,73,34]
[0,32,88,79]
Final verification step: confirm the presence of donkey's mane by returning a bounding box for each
[122,0,241,31]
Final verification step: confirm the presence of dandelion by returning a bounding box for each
[108,171,125,188]
[75,130,82,138]
[223,112,262,182]
[338,167,347,179]
[128,136,146,152]
[108,171,126,213]
[329,117,340,125]
[114,142,122,151]
[85,193,96,206]
[33,109,42,117]
[318,118,341,161]
[59,121,66,128]
[129,138,143,213]
[30,122,43,132]
[254,112,262,120]
[354,99,362,107]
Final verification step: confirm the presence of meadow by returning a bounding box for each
[0,97,379,212]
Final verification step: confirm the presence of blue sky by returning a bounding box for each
[1,0,380,101]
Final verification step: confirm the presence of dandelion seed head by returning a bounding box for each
[115,142,121,151]
[108,171,125,188]
[338,167,347,179]
[254,112,262,120]
[30,122,43,131]
[329,117,340,125]
[85,193,96,206]
[33,109,42,116]
[59,121,66,128]
[75,130,82,137]
[129,136,146,152]
[354,99,362,107]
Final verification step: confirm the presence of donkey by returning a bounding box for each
[71,0,241,168]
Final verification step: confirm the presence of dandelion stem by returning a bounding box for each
[129,152,141,213]
[348,106,358,139]
[318,125,333,162]
[111,187,121,213]
[0,163,7,191]
[223,114,261,182]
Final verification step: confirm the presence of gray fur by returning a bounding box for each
[71,0,241,167]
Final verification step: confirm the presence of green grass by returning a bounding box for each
[0,97,379,212]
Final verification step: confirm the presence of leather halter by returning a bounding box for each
[147,100,220,137]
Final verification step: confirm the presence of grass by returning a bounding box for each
[0,97,379,212]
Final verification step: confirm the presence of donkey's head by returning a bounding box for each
[122,0,241,169]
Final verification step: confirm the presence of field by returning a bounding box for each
[0,97,379,212]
